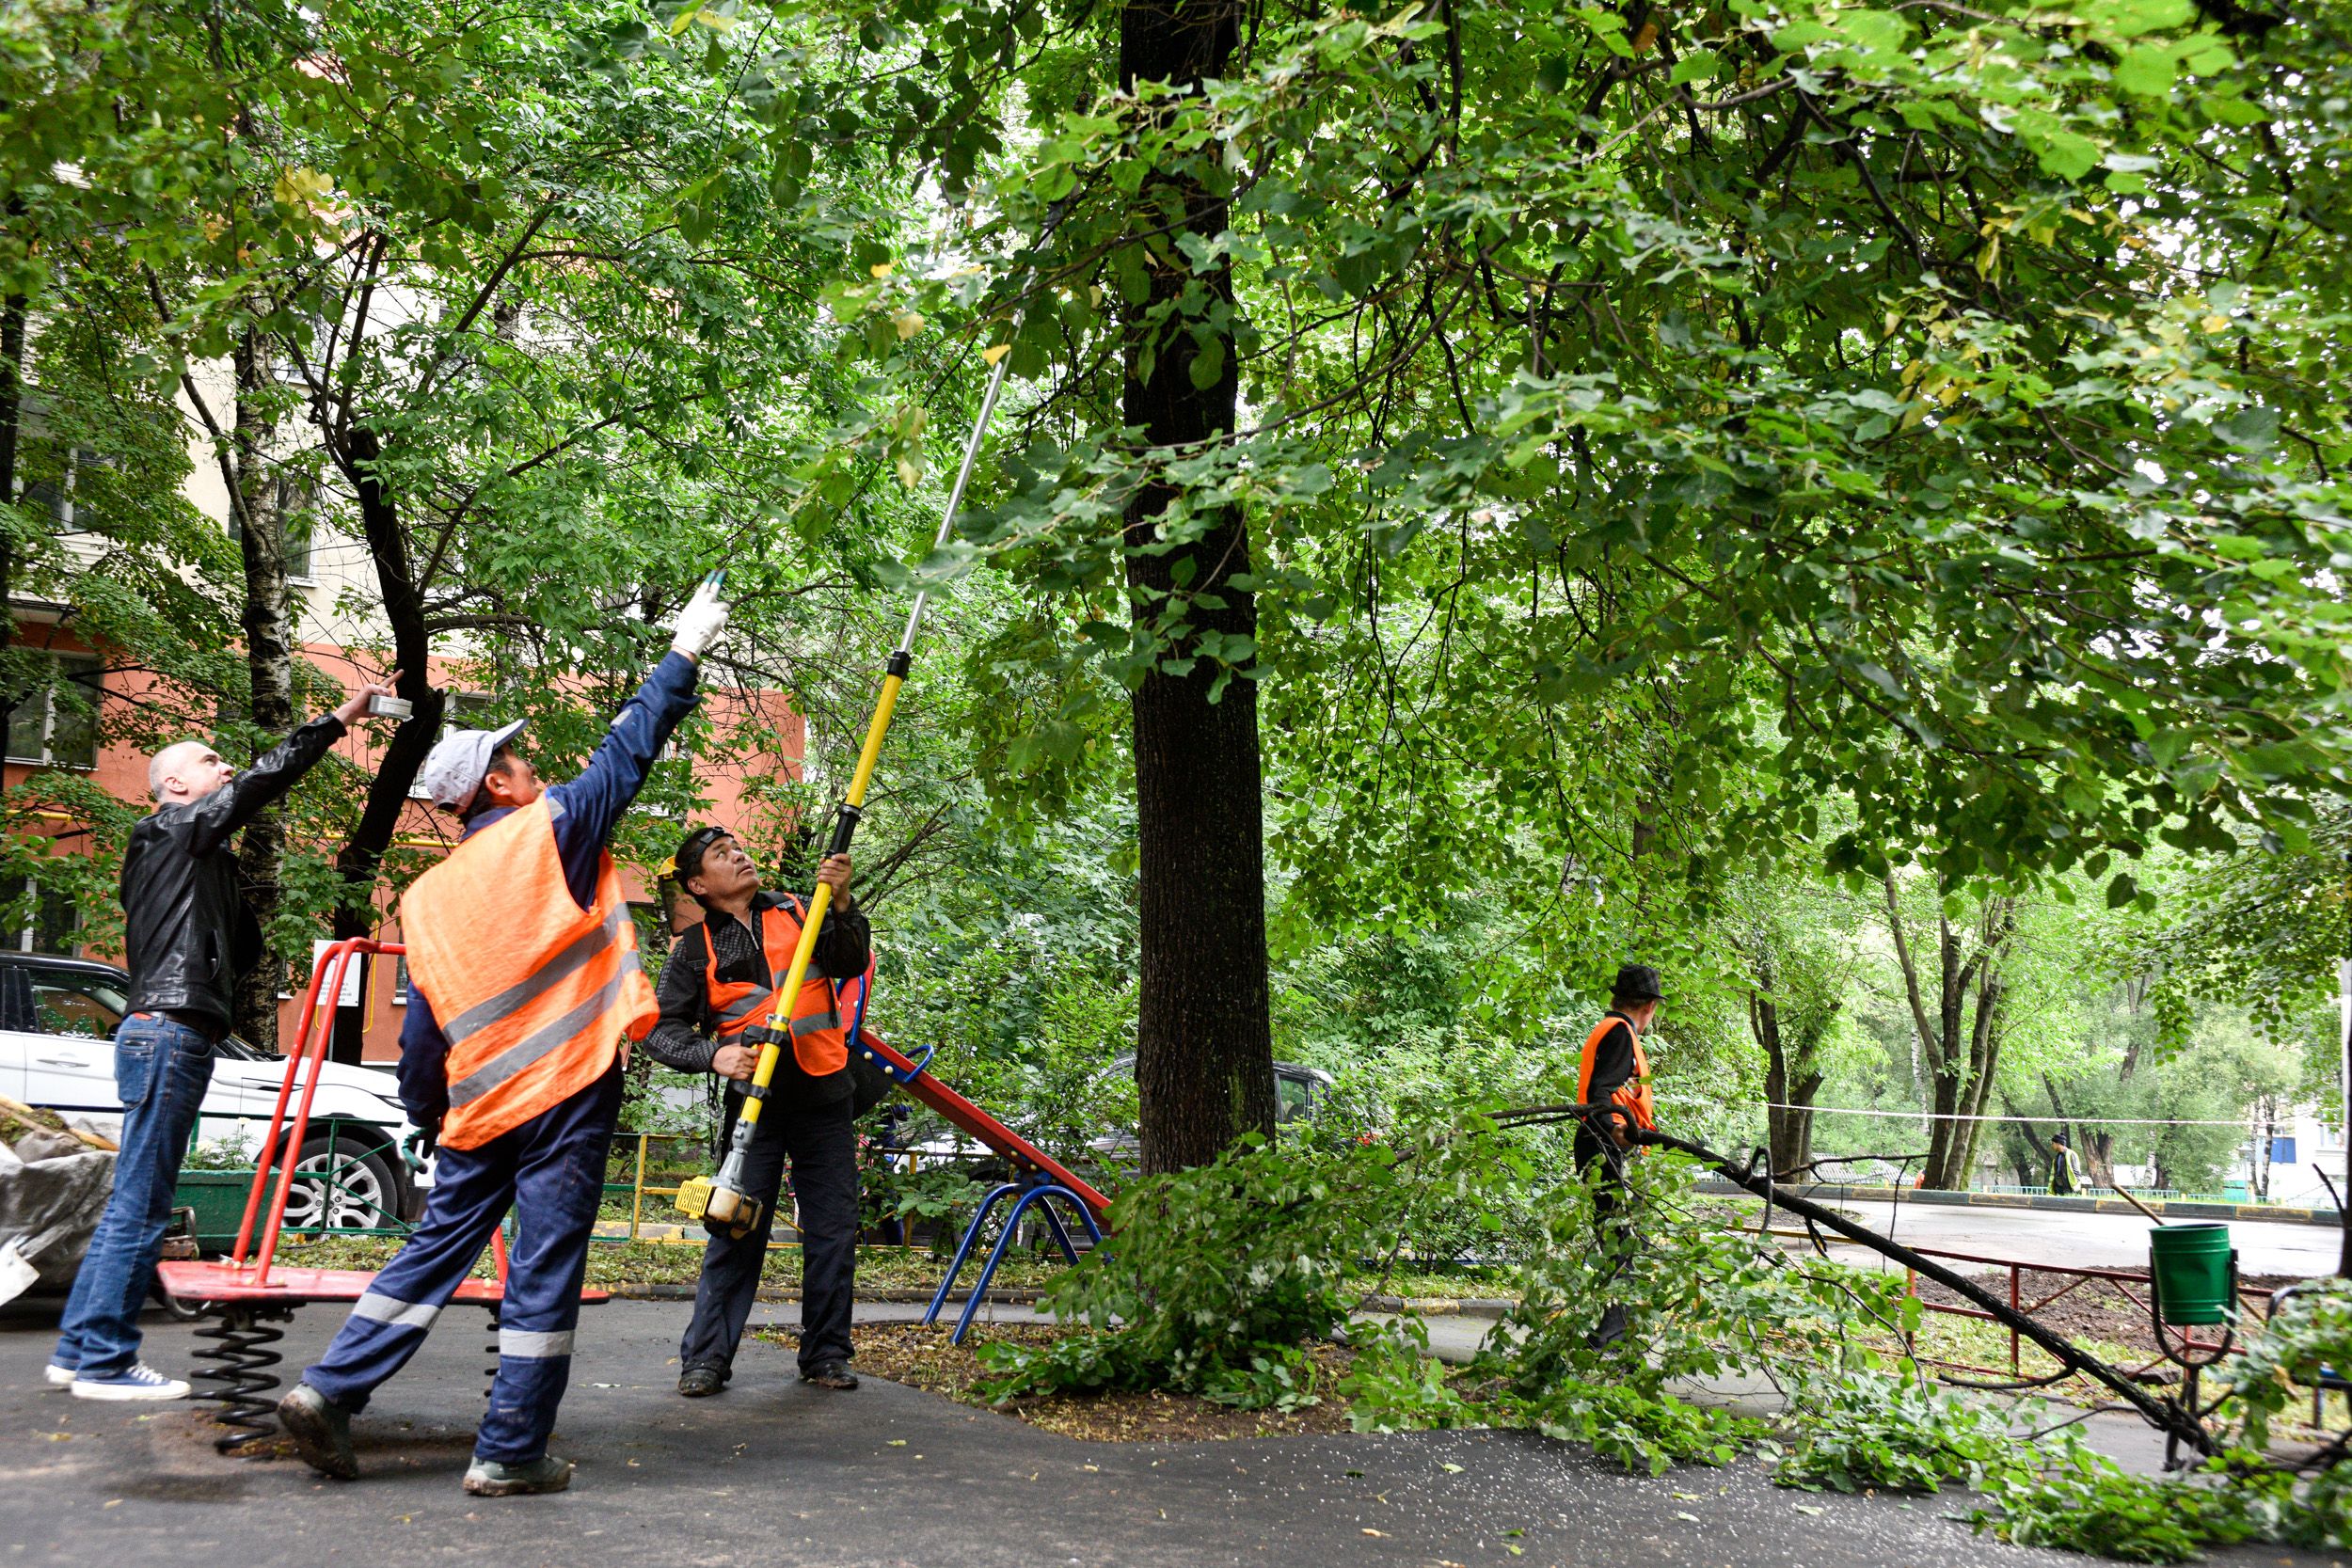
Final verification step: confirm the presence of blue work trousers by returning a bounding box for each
[302,1062,621,1464]
[55,1013,216,1376]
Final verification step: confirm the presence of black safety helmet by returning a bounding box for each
[2050,1131,2071,1147]
[1611,962,1663,1006]
[671,823,734,887]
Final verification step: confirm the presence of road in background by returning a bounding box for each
[1740,1196,2339,1277]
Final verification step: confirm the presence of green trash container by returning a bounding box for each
[173,1169,261,1256]
[2149,1222,2235,1326]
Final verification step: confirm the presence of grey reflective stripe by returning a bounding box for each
[789,1009,840,1038]
[716,984,772,1027]
[352,1291,440,1331]
[448,966,629,1109]
[498,1328,575,1358]
[438,903,628,1050]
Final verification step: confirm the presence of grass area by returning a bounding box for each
[782,1323,1360,1441]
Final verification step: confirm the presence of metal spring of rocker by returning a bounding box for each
[193,1304,294,1453]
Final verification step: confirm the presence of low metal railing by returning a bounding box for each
[1750,1223,2273,1381]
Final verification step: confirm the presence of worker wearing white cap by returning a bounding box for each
[278,576,729,1497]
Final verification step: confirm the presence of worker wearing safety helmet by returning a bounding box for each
[277,576,730,1497]
[644,824,872,1399]
[1575,961,1661,1351]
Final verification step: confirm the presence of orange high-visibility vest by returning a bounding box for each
[1577,1013,1657,1134]
[403,797,657,1149]
[703,896,867,1078]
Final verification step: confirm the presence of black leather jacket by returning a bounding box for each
[120,715,347,1031]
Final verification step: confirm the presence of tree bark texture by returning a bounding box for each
[1749,955,1826,1178]
[1120,0,1278,1173]
[0,282,24,739]
[230,330,294,1052]
[328,422,444,1062]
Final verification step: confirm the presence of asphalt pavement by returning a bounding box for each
[1752,1196,2344,1278]
[3,1295,2340,1568]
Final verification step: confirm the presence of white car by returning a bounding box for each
[0,952,425,1227]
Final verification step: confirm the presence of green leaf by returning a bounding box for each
[1668,50,1719,87]
[2113,44,2176,97]
[1187,333,1226,390]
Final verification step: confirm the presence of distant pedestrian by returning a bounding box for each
[2049,1131,2085,1196]
[48,676,398,1400]
[277,577,728,1496]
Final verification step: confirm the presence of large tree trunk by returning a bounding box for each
[230,329,295,1052]
[1947,956,2005,1185]
[1887,879,2011,1191]
[1120,0,1276,1174]
[1750,965,1824,1178]
[327,423,443,1063]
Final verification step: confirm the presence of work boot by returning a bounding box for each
[800,1360,859,1390]
[464,1454,574,1497]
[1585,1303,1630,1352]
[677,1364,727,1398]
[278,1383,358,1480]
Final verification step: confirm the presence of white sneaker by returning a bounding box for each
[71,1362,191,1402]
[44,1361,76,1387]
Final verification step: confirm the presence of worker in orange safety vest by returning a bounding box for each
[277,575,730,1497]
[644,824,874,1398]
[1575,962,1661,1350]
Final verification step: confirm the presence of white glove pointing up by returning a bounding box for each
[670,571,731,660]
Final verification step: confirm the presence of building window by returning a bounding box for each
[21,446,102,534]
[275,473,317,581]
[6,652,102,768]
[3,875,82,957]
[390,955,408,1006]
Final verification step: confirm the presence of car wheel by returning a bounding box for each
[278,1131,401,1233]
[150,1278,202,1321]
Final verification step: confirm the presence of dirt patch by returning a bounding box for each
[1909,1267,2304,1365]
[801,1323,1361,1442]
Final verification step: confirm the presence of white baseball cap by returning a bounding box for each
[418,720,527,814]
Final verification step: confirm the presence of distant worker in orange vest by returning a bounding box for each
[278,575,730,1496]
[1575,962,1661,1350]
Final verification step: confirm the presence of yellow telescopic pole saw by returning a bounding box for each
[699,278,1039,1236]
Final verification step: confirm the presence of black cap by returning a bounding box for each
[672,824,732,885]
[2050,1131,2070,1146]
[1611,963,1662,1004]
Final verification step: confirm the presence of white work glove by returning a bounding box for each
[669,571,731,660]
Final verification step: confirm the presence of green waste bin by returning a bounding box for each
[2149,1222,2235,1326]
[173,1169,260,1256]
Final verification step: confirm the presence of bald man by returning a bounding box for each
[47,675,392,1400]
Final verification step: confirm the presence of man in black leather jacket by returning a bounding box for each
[47,676,393,1401]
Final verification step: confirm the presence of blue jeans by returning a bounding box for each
[54,1012,215,1375]
[303,1062,622,1464]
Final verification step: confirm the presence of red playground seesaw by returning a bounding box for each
[843,974,1110,1342]
[155,938,603,1452]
